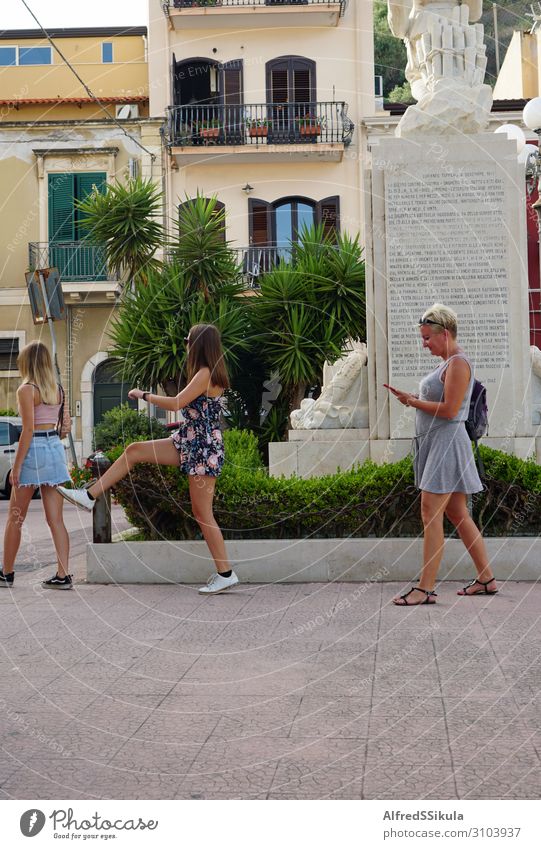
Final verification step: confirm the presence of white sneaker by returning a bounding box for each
[198,570,239,595]
[57,485,96,512]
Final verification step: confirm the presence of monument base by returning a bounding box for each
[269,429,369,478]
[269,433,541,478]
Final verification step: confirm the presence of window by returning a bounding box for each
[102,42,113,64]
[19,46,52,65]
[0,47,17,66]
[249,195,340,247]
[0,338,20,371]
[48,172,107,281]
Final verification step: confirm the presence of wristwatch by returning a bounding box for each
[142,391,149,402]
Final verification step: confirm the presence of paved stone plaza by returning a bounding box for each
[1,552,540,801]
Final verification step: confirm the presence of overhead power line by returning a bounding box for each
[18,0,156,161]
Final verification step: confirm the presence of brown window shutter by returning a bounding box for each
[316,196,340,242]
[270,68,289,103]
[249,198,272,245]
[223,60,243,104]
[293,68,311,104]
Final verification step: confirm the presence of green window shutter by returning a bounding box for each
[48,173,75,242]
[75,172,106,240]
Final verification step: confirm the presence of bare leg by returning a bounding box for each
[41,486,70,578]
[189,475,231,574]
[393,491,452,605]
[445,492,497,594]
[3,485,36,574]
[88,438,180,499]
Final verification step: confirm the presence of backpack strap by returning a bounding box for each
[439,353,472,383]
[56,385,65,435]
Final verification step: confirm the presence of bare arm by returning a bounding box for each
[387,358,471,420]
[129,368,218,413]
[12,385,36,486]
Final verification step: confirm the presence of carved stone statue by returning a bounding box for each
[290,343,369,430]
[387,0,492,137]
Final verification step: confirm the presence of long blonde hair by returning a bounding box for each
[17,341,58,405]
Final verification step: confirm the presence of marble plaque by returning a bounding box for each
[380,146,527,439]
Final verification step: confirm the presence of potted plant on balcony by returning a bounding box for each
[178,0,222,8]
[296,113,322,138]
[198,118,222,140]
[246,118,269,138]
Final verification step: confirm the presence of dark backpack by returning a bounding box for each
[466,379,488,442]
[466,379,488,479]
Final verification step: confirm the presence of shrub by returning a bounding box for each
[0,408,17,417]
[108,434,541,541]
[93,403,167,453]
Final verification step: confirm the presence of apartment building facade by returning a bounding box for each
[149,0,374,280]
[0,27,160,459]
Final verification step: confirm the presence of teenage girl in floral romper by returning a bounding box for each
[58,324,237,594]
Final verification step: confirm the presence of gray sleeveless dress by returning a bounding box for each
[414,353,483,495]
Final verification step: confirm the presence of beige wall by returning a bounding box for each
[149,0,374,118]
[1,34,148,121]
[171,158,363,246]
[149,0,373,245]
[493,31,539,100]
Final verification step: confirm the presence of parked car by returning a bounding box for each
[0,417,40,499]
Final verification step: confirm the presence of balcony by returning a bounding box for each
[233,246,290,288]
[167,1,348,29]
[28,242,120,302]
[167,102,354,164]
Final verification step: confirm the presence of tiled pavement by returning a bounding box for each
[1,562,540,800]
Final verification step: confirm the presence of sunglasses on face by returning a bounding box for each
[419,318,445,328]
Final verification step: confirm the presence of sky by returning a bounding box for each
[1,0,148,30]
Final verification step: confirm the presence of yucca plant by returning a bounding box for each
[109,261,250,395]
[170,194,241,300]
[252,224,365,413]
[77,178,164,284]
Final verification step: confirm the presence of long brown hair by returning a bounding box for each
[186,324,230,389]
[17,341,58,405]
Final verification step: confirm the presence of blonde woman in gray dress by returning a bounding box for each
[385,304,498,606]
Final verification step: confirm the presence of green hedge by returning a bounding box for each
[94,403,167,452]
[108,432,541,540]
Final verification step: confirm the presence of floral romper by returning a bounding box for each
[170,394,225,477]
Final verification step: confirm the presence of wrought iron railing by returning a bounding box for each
[28,242,117,282]
[167,101,353,148]
[233,246,292,287]
[172,0,348,16]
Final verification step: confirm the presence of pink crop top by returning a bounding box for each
[24,383,62,427]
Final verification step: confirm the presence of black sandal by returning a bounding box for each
[393,586,437,606]
[458,577,498,596]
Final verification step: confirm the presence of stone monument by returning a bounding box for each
[270,0,538,478]
[387,0,492,137]
[269,344,370,478]
[360,0,536,464]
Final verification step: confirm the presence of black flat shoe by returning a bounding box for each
[457,578,498,596]
[393,586,437,606]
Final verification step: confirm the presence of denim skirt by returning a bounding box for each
[18,432,70,487]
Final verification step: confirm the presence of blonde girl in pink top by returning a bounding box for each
[0,341,72,590]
